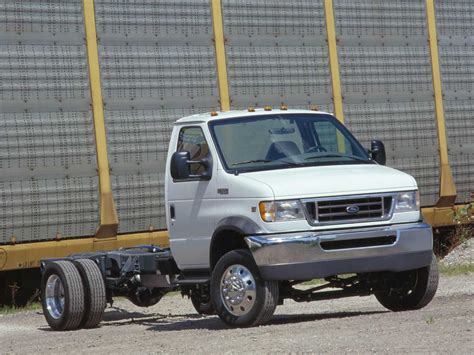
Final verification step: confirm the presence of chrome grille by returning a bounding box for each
[304,195,394,225]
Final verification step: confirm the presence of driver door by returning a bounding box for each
[166,126,217,270]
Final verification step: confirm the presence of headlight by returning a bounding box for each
[394,191,420,212]
[259,200,305,222]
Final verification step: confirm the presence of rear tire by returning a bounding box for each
[41,260,85,331]
[375,253,439,311]
[211,249,278,327]
[73,259,106,328]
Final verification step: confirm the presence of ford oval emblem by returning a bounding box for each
[346,205,360,214]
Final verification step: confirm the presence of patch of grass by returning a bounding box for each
[0,302,41,316]
[439,263,474,276]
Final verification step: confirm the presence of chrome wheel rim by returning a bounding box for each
[45,274,65,319]
[220,264,256,316]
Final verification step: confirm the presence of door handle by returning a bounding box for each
[169,205,175,220]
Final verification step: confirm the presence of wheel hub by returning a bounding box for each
[45,274,65,320]
[220,264,256,316]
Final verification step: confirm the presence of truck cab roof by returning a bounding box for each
[175,108,334,125]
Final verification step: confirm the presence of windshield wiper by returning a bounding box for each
[305,153,369,162]
[231,159,272,166]
[279,159,304,166]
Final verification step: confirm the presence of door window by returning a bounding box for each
[176,127,209,175]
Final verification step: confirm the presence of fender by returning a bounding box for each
[209,216,265,268]
[213,216,264,237]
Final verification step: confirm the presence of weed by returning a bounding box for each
[9,282,20,306]
[439,263,474,276]
[425,315,435,325]
[452,201,473,247]
[434,201,473,258]
[0,302,41,316]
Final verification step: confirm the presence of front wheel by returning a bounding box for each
[375,253,439,311]
[211,249,278,327]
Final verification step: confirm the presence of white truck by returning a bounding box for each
[40,108,438,330]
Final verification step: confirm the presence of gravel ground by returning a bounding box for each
[441,238,473,266]
[1,274,473,354]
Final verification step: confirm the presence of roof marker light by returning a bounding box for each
[264,105,272,111]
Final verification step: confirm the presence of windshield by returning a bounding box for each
[209,113,372,173]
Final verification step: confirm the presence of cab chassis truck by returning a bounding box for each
[40,109,438,330]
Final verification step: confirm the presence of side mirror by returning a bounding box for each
[170,151,212,180]
[171,151,191,180]
[370,140,386,165]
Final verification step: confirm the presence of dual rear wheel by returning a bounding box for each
[41,259,106,331]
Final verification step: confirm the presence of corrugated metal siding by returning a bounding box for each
[222,0,333,112]
[436,0,474,202]
[0,1,98,244]
[94,0,219,233]
[0,1,473,249]
[334,0,439,206]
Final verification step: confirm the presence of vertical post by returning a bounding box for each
[425,0,457,207]
[324,0,346,153]
[211,0,231,111]
[83,0,118,237]
[324,0,344,124]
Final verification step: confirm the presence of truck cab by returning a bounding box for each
[165,108,437,326]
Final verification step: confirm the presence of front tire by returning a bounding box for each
[211,249,278,327]
[375,253,439,311]
[41,260,85,331]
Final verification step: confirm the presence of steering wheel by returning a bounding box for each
[306,146,327,153]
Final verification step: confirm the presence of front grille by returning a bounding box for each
[304,195,393,225]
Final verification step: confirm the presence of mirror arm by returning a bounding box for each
[186,158,212,180]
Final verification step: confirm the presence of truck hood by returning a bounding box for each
[243,164,417,199]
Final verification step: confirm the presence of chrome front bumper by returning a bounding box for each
[245,223,433,280]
